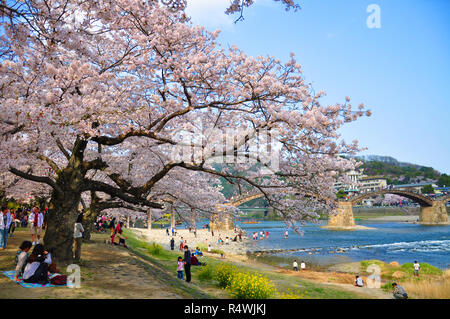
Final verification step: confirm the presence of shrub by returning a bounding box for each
[360,260,386,270]
[147,243,163,255]
[197,265,215,282]
[226,272,276,299]
[209,248,225,255]
[276,288,308,299]
[401,263,442,276]
[216,263,238,288]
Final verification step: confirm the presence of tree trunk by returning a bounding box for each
[43,187,81,264]
[147,208,152,230]
[82,207,99,242]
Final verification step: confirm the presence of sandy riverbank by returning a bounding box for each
[132,228,252,256]
[365,215,420,222]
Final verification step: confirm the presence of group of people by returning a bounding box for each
[252,230,270,240]
[1,206,48,250]
[13,240,65,285]
[292,259,306,271]
[176,245,207,282]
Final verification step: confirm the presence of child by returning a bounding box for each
[14,241,33,281]
[177,257,184,279]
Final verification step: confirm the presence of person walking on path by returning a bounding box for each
[0,207,12,249]
[300,260,306,270]
[392,282,408,299]
[183,245,192,283]
[28,207,44,246]
[413,261,420,277]
[293,260,298,271]
[170,237,175,250]
[73,213,84,261]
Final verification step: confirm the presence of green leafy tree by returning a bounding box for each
[437,174,450,187]
[336,189,347,199]
[421,184,435,194]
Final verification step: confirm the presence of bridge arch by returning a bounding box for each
[349,189,434,207]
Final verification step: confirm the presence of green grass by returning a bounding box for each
[124,229,369,299]
[360,260,442,281]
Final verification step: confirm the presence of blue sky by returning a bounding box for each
[186,0,450,174]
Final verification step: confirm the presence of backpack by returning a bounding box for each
[50,275,67,285]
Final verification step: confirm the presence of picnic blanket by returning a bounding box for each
[2,270,66,288]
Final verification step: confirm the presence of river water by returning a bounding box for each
[235,220,450,269]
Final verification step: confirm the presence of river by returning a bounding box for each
[235,220,450,269]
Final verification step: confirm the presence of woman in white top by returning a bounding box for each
[23,244,52,284]
[73,213,84,261]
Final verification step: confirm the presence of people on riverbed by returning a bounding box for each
[413,261,420,277]
[14,241,33,281]
[300,260,306,270]
[392,282,408,299]
[355,275,364,287]
[180,237,184,251]
[170,237,175,250]
[293,260,298,271]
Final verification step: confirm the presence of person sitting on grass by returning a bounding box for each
[14,241,33,281]
[22,244,52,284]
[392,282,408,299]
[194,247,203,256]
[113,229,128,248]
[355,275,364,287]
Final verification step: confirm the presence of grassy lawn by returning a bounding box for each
[125,229,369,299]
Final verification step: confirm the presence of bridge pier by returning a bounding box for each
[170,205,176,229]
[420,201,449,225]
[327,201,356,228]
[209,205,234,231]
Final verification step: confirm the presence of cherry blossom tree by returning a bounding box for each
[1,0,369,261]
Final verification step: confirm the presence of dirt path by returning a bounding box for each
[0,230,204,299]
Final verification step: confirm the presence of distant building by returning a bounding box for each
[334,169,387,195]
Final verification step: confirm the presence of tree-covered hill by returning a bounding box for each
[353,155,442,185]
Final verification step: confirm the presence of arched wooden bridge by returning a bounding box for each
[210,189,449,230]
